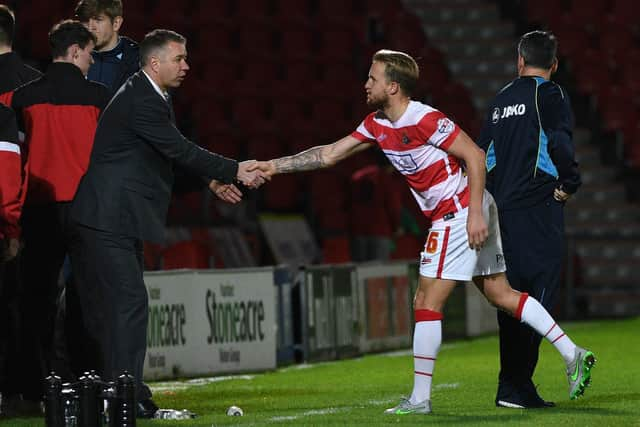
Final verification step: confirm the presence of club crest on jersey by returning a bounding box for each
[385,151,418,173]
[437,118,454,134]
[402,134,410,144]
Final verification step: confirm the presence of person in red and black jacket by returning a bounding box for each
[0,4,42,94]
[0,19,109,405]
[0,105,20,257]
[0,107,21,388]
[0,4,41,415]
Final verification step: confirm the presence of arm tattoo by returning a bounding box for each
[274,146,327,173]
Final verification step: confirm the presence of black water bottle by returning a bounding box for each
[77,372,101,427]
[113,372,136,427]
[44,372,64,427]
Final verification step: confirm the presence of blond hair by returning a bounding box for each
[372,49,419,97]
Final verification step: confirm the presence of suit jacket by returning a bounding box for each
[71,71,238,243]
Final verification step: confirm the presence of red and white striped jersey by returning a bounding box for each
[351,101,469,222]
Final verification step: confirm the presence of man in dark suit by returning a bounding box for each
[69,29,264,418]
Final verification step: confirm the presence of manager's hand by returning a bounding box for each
[209,180,243,204]
[237,160,270,188]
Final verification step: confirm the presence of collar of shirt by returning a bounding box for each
[47,61,86,81]
[142,70,169,102]
[92,36,123,59]
[0,51,24,68]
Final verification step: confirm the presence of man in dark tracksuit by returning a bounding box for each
[74,0,140,96]
[0,4,42,415]
[0,104,21,415]
[0,20,109,404]
[476,30,581,409]
[0,5,42,94]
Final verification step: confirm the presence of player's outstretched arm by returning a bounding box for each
[251,135,370,177]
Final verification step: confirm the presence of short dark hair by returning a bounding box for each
[48,19,96,59]
[74,0,123,22]
[518,30,557,69]
[139,29,186,66]
[0,4,15,47]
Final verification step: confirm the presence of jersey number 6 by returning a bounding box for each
[425,231,439,254]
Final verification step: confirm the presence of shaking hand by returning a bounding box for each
[237,160,270,189]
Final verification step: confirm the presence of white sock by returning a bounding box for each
[519,294,576,364]
[409,318,441,404]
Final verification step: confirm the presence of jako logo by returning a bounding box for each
[498,104,526,120]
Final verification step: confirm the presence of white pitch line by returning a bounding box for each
[150,374,255,393]
[269,407,343,422]
[368,384,460,406]
[434,382,460,390]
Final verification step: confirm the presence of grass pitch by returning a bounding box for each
[2,317,638,426]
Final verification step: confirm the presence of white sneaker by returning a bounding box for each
[384,397,431,415]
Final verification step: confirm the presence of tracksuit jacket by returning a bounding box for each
[0,62,109,217]
[477,76,581,210]
[0,51,42,238]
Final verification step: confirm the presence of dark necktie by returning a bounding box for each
[165,92,176,124]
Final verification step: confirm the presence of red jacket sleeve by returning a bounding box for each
[0,105,22,239]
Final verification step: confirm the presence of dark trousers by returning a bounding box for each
[68,222,151,400]
[0,246,21,397]
[497,197,565,394]
[18,203,77,400]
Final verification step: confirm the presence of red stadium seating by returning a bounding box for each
[234,59,281,96]
[261,174,302,212]
[609,0,637,28]
[166,191,205,225]
[573,64,611,97]
[270,97,308,124]
[390,234,424,261]
[237,23,277,57]
[162,240,211,269]
[230,0,273,22]
[567,0,609,29]
[321,235,352,263]
[318,28,358,62]
[278,27,317,60]
[230,97,269,126]
[143,241,164,271]
[314,0,360,30]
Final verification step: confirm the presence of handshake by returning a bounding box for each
[209,160,275,204]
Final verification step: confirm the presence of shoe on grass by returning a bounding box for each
[384,397,431,415]
[567,346,596,399]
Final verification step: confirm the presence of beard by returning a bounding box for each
[366,94,388,110]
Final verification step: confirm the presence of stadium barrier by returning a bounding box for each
[141,262,497,379]
[296,264,360,362]
[143,268,278,380]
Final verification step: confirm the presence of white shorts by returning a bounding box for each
[419,190,507,281]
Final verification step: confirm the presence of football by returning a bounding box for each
[226,405,244,416]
